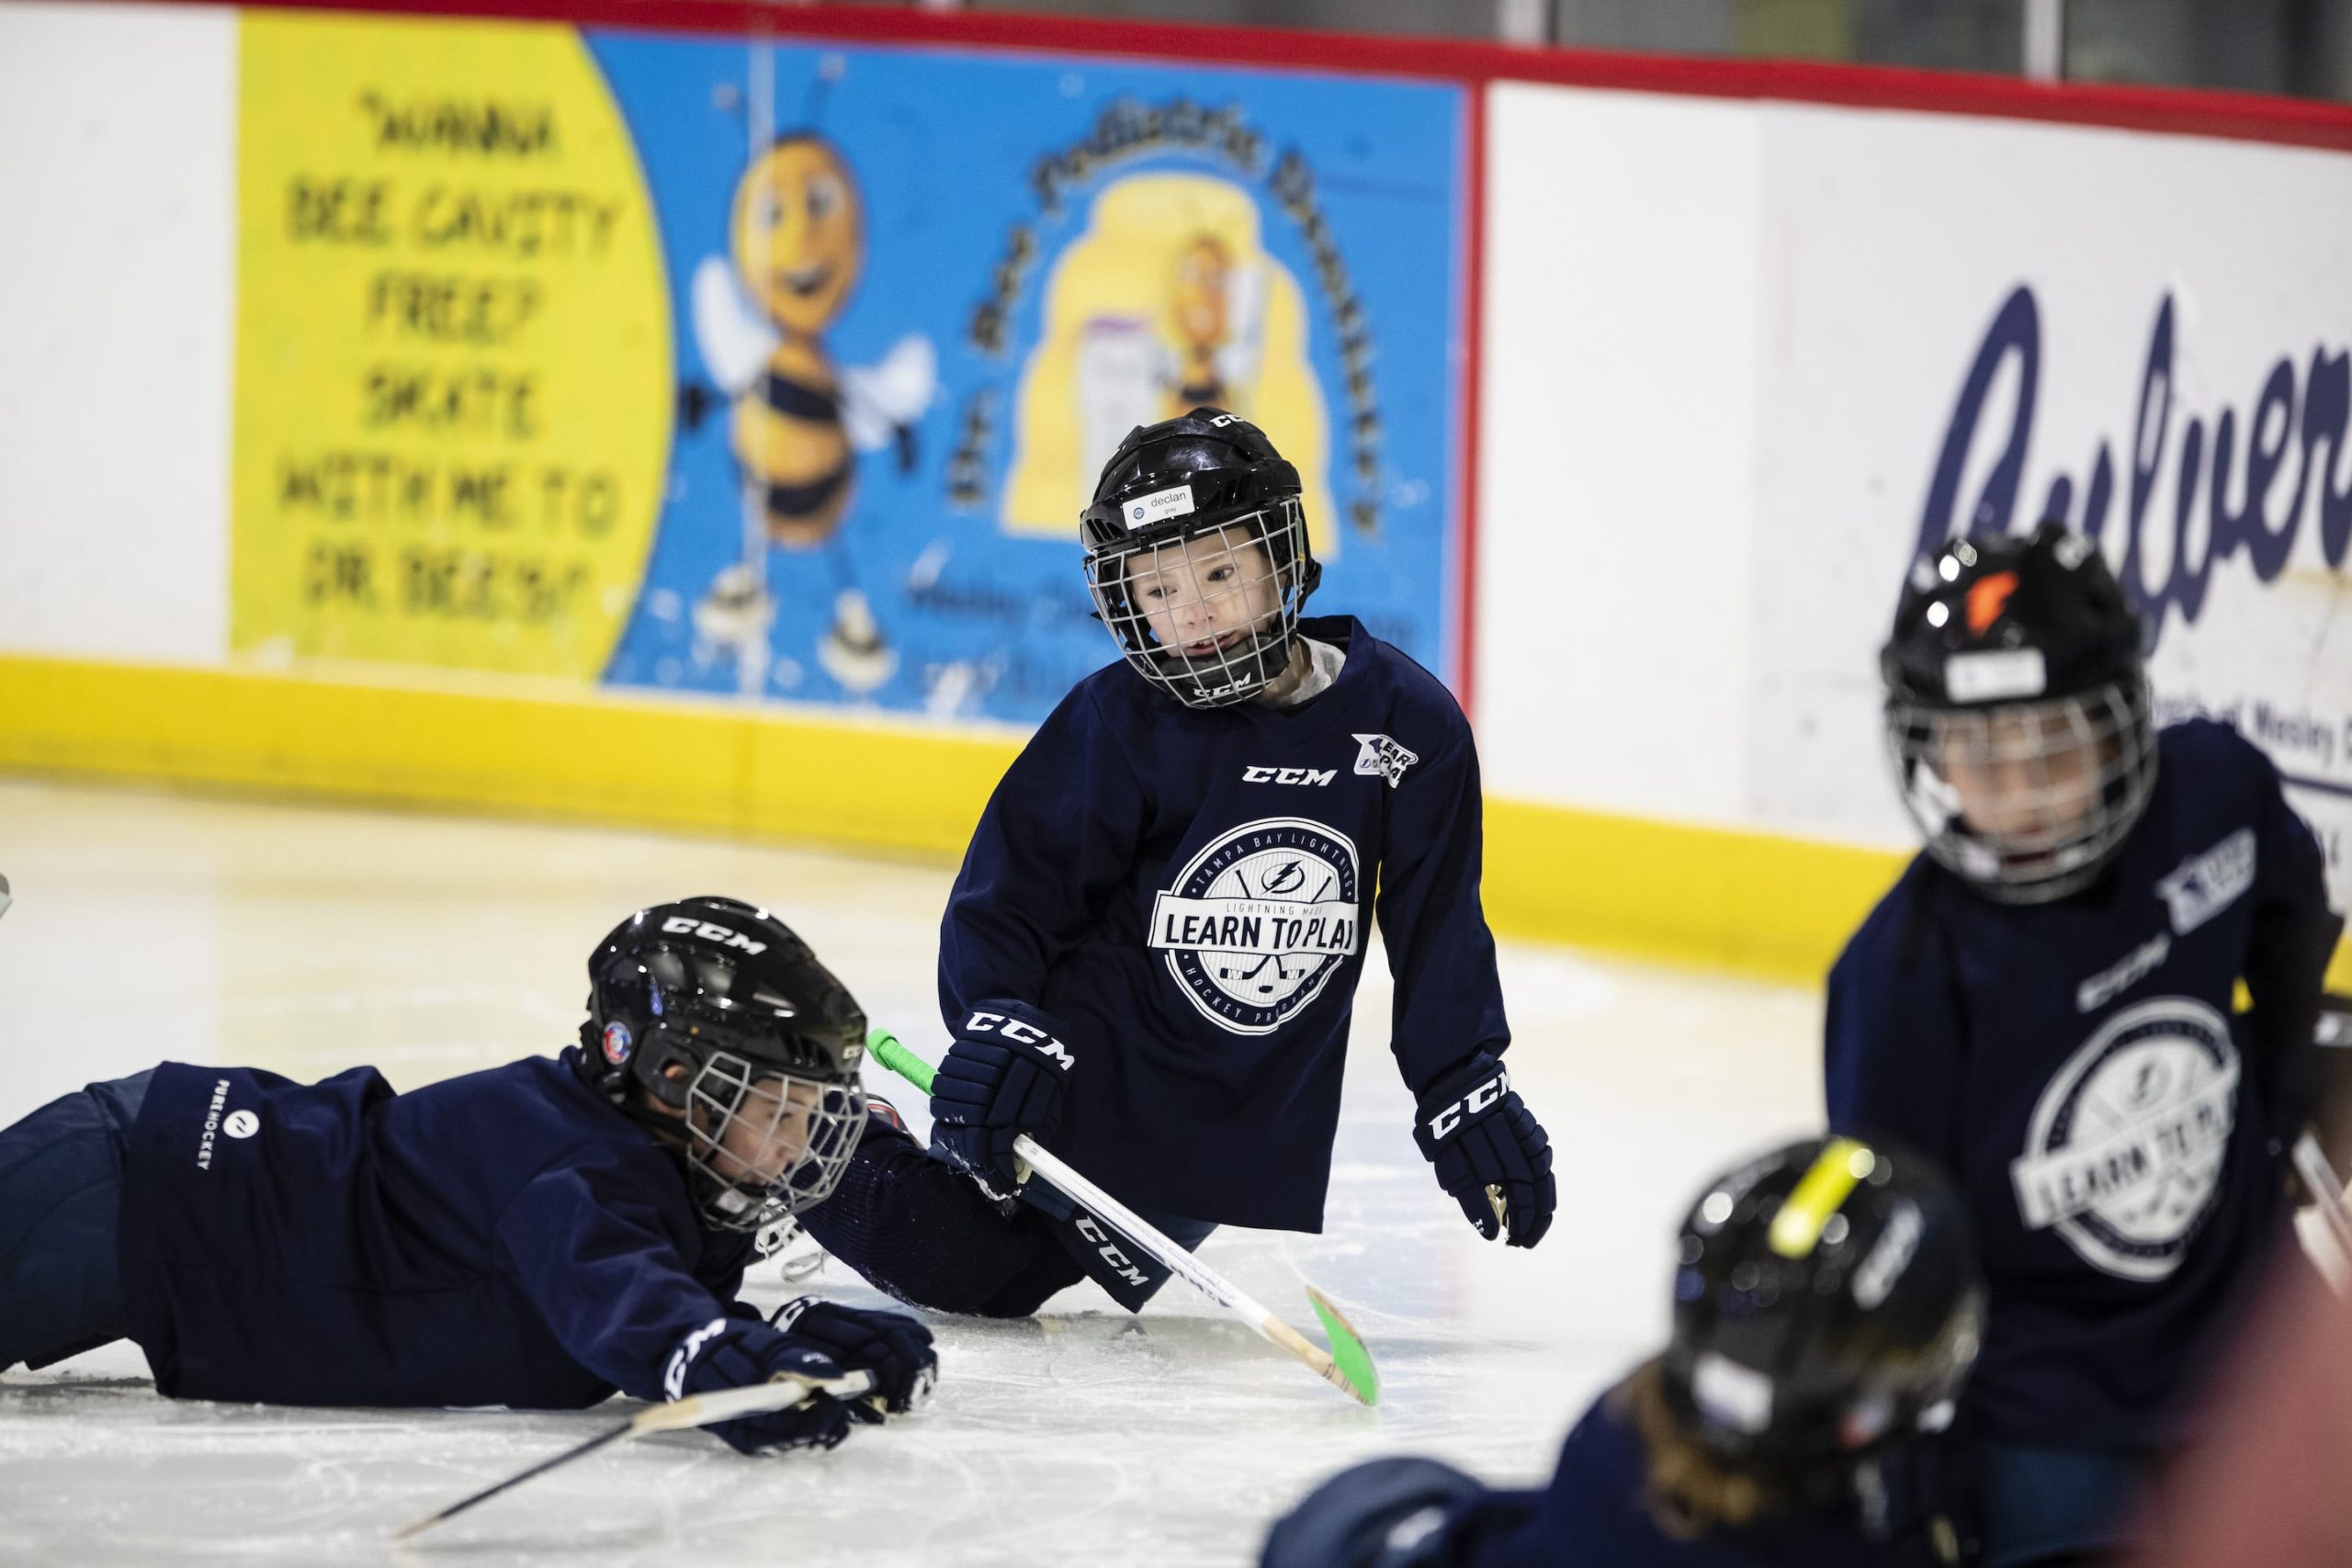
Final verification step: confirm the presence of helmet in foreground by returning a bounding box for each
[579,897,867,1231]
[1080,408,1322,709]
[1881,522,2154,904]
[1661,1134,1983,1471]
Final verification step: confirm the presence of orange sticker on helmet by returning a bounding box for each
[1965,571,2019,634]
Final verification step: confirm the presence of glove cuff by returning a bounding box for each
[950,1001,1080,1074]
[1411,1053,1511,1161]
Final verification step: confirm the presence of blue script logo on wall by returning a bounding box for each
[1919,284,2352,649]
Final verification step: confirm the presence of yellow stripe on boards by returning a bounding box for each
[1479,796,1908,984]
[0,655,1018,859]
[0,654,2346,993]
[1769,1137,1874,1259]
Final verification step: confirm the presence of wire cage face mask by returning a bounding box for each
[679,1050,866,1231]
[1084,499,1312,709]
[1883,677,2155,904]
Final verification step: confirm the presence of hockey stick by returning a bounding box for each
[866,1029,1378,1406]
[2292,1129,2352,1291]
[391,1370,876,1541]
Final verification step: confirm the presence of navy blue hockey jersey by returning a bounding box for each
[1439,1392,1933,1566]
[940,616,1508,1231]
[115,1050,762,1408]
[1826,720,2337,1450]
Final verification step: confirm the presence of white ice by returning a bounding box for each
[0,779,1826,1565]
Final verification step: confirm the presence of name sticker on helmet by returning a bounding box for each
[1943,648,2047,703]
[1691,1350,1774,1435]
[1125,483,1196,529]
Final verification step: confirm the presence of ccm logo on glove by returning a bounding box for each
[1425,1070,1508,1142]
[962,1010,1075,1068]
[664,1316,731,1402]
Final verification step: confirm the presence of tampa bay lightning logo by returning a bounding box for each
[1149,817,1362,1036]
[2008,997,2240,1281]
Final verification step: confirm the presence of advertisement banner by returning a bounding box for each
[1751,107,2352,905]
[230,15,1469,725]
[231,11,674,679]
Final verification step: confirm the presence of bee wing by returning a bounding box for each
[840,334,937,451]
[691,256,781,397]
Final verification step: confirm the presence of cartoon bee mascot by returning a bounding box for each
[1074,225,1265,485]
[686,130,934,697]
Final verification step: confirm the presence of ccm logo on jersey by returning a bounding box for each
[1426,1069,1508,1141]
[963,1010,1075,1068]
[1243,766,1337,786]
[661,916,768,955]
[1074,1213,1149,1288]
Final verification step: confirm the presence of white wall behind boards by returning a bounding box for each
[0,2,236,663]
[1476,83,1763,829]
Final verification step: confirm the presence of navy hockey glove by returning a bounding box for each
[1412,1054,1555,1249]
[663,1316,855,1456]
[930,1003,1076,1189]
[1260,1456,1485,1568]
[772,1296,938,1416]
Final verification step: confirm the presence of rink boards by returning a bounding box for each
[0,0,2347,984]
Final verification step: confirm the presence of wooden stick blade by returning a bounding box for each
[1304,1286,1379,1407]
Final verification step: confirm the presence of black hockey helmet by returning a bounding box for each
[1661,1134,1983,1471]
[1881,522,2156,904]
[579,896,867,1231]
[1079,407,1322,709]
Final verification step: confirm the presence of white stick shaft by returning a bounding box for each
[1009,1131,1281,1343]
[2294,1131,2352,1269]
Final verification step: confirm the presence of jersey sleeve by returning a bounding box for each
[494,1154,743,1403]
[938,682,1148,1028]
[1824,881,1968,1173]
[2235,739,2343,1145]
[1374,702,1510,1096]
[1441,1398,1634,1566]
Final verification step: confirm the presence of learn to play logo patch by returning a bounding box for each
[1149,816,1361,1036]
[2009,996,2240,1281]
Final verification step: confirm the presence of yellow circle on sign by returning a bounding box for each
[231,11,672,681]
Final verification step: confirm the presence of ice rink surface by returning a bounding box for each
[0,779,1827,1565]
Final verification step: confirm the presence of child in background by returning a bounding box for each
[1827,523,2343,1566]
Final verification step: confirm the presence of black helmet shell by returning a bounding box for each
[1079,407,1323,709]
[1661,1134,1984,1468]
[1882,521,2143,709]
[579,896,867,1228]
[1879,522,2158,903]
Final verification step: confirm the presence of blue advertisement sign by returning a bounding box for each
[586,33,1467,726]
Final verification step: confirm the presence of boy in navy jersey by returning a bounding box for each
[0,897,936,1456]
[804,409,1555,1314]
[1261,1134,1984,1567]
[1826,523,2344,1567]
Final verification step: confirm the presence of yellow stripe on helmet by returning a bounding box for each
[1768,1138,1876,1259]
